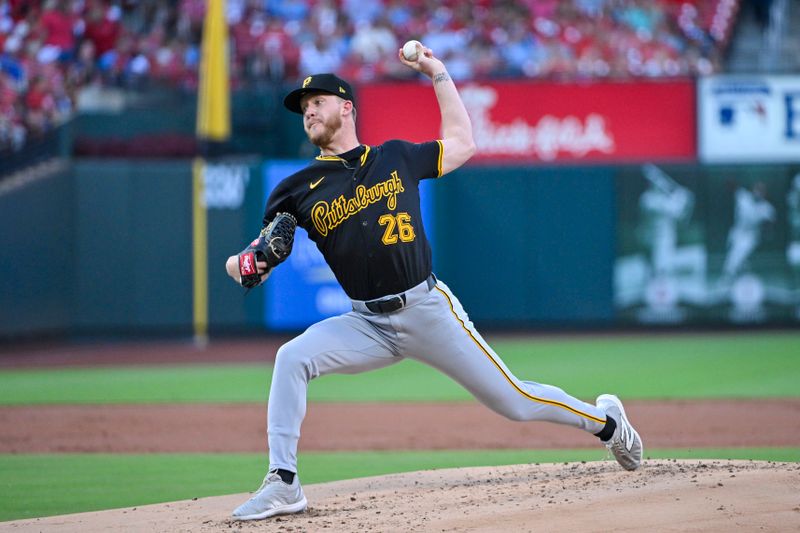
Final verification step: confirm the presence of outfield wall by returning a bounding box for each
[0,159,264,338]
[2,159,799,338]
[0,166,74,337]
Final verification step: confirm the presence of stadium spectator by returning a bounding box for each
[39,0,81,61]
[0,0,739,154]
[350,18,397,64]
[84,3,121,57]
[298,33,344,77]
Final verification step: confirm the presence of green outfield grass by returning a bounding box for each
[2,448,799,522]
[0,332,798,404]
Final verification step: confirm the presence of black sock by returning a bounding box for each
[270,468,296,484]
[594,416,617,442]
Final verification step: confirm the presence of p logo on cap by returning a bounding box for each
[283,73,355,114]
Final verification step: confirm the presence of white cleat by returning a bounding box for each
[596,394,643,471]
[231,471,308,521]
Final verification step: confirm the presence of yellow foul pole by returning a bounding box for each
[194,0,230,346]
[197,0,230,142]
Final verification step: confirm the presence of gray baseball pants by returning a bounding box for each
[267,277,607,472]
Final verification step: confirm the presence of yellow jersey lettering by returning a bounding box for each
[311,171,406,236]
[378,214,398,245]
[396,212,415,242]
[379,212,415,245]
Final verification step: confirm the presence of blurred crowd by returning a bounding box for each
[1,0,736,153]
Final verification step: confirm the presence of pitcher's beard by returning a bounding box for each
[308,115,342,147]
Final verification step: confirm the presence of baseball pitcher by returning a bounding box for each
[225,43,643,521]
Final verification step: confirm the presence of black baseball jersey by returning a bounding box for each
[262,140,443,301]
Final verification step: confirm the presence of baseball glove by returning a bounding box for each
[238,212,297,288]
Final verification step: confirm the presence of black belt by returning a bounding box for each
[363,274,436,314]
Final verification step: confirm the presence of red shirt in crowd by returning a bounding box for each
[40,5,76,50]
[25,79,55,112]
[85,13,121,56]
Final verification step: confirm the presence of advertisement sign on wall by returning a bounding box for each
[262,161,349,330]
[358,80,696,163]
[699,76,800,163]
[615,164,800,324]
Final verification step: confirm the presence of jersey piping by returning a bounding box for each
[435,140,443,177]
[316,143,437,177]
[434,285,607,425]
[315,145,371,166]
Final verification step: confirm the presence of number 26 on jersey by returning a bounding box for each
[378,212,415,245]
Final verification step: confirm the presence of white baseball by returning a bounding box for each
[402,40,422,62]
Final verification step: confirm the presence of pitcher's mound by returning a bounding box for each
[4,460,799,532]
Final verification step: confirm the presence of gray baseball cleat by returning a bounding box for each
[596,394,643,471]
[232,471,308,521]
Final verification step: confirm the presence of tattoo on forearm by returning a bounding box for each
[433,72,450,84]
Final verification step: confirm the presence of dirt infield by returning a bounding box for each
[2,460,799,532]
[1,399,800,453]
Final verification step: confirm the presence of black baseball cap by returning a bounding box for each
[283,73,355,114]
